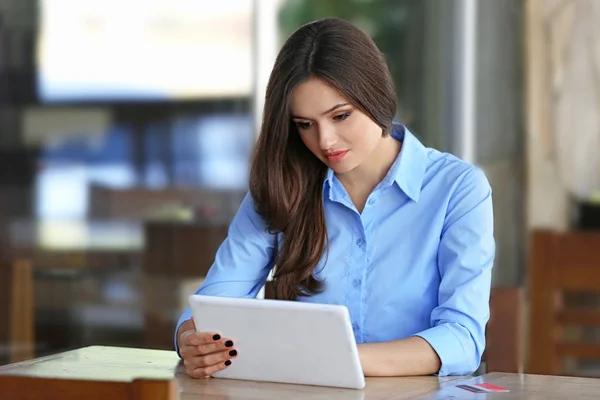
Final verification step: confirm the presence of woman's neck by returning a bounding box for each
[336,134,402,195]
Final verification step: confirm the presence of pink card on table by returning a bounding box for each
[457,382,510,393]
[457,384,486,393]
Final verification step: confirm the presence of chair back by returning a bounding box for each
[485,287,524,373]
[9,259,35,363]
[528,229,600,375]
[1,258,35,365]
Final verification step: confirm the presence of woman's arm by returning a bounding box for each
[174,193,277,355]
[358,337,441,376]
[359,166,494,377]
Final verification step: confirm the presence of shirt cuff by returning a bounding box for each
[413,323,471,376]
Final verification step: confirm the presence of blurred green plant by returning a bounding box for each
[278,0,425,132]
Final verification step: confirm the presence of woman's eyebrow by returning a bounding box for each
[291,102,350,119]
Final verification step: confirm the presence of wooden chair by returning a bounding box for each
[8,259,35,363]
[1,258,35,365]
[0,376,179,400]
[484,287,524,373]
[265,282,525,373]
[528,229,600,376]
[143,222,228,277]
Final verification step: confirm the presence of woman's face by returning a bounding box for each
[290,78,383,174]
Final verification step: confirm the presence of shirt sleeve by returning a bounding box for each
[174,192,277,356]
[414,166,495,376]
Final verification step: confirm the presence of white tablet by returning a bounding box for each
[188,294,365,389]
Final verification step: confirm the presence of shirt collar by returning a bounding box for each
[324,166,335,201]
[323,122,428,202]
[386,122,428,202]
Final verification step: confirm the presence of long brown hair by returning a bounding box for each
[249,18,397,300]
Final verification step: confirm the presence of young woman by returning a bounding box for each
[175,17,494,379]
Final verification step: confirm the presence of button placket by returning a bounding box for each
[346,224,367,342]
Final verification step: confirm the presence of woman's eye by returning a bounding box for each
[333,112,351,121]
[295,121,313,130]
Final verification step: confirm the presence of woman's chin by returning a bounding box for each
[327,161,357,175]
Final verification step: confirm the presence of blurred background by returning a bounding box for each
[0,0,599,378]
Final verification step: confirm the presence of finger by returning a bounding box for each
[181,336,233,358]
[197,338,235,355]
[188,359,232,379]
[179,343,202,358]
[183,348,237,370]
[181,338,235,359]
[196,348,237,368]
[183,331,223,347]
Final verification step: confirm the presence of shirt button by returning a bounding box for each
[353,279,361,288]
[356,238,364,247]
[368,198,376,206]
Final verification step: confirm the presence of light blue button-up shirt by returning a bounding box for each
[175,123,495,376]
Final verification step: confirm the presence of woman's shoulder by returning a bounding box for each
[394,124,490,191]
[422,146,491,195]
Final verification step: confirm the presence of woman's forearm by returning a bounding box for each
[358,336,441,376]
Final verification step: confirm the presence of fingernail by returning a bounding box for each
[225,360,232,366]
[224,340,233,347]
[212,334,221,341]
[229,350,237,357]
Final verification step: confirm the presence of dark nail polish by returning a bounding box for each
[225,360,232,366]
[212,334,221,341]
[229,350,237,357]
[225,340,233,347]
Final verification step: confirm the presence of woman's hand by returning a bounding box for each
[177,318,238,379]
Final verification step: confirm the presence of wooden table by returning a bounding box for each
[1,346,600,399]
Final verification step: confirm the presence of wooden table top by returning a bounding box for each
[1,346,599,399]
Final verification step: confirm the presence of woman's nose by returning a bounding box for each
[318,124,338,151]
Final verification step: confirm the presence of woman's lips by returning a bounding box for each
[325,150,349,162]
